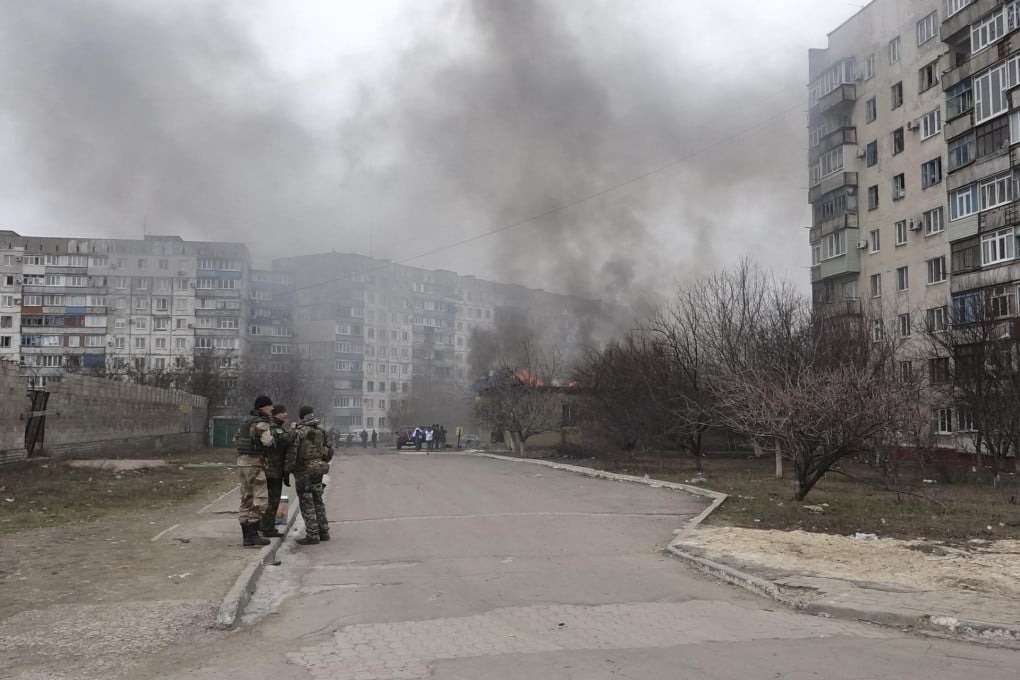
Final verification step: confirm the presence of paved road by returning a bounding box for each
[157,452,1018,679]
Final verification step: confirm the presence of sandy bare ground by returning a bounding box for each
[684,527,1020,599]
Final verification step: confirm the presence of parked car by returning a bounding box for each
[395,430,413,449]
[460,433,480,447]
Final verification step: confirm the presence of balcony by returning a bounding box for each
[942,37,1005,91]
[809,172,857,204]
[950,260,1020,294]
[810,127,857,163]
[810,241,862,283]
[811,212,859,241]
[810,84,856,119]
[816,298,863,318]
[942,0,998,44]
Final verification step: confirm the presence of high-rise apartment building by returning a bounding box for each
[810,0,1020,444]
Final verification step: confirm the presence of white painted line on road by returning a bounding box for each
[333,511,687,524]
[199,484,239,515]
[151,523,181,542]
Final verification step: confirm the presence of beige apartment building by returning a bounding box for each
[811,0,1020,449]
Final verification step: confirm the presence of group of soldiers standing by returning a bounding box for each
[235,395,333,547]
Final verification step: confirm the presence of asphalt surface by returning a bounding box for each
[154,451,1019,680]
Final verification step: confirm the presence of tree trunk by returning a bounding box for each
[775,441,783,479]
[518,433,527,456]
[752,439,764,458]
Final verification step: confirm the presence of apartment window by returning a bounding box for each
[929,357,951,383]
[987,285,1016,317]
[974,62,1010,124]
[898,313,912,338]
[155,337,167,350]
[869,229,881,253]
[901,358,918,381]
[950,184,978,220]
[972,8,1006,54]
[868,184,879,210]
[889,36,901,64]
[175,338,187,350]
[947,0,971,19]
[891,81,903,109]
[981,227,1015,265]
[917,11,939,45]
[0,336,10,348]
[271,344,293,355]
[871,318,884,342]
[892,127,904,154]
[976,116,1009,158]
[134,337,146,349]
[946,80,974,120]
[920,158,942,188]
[926,305,948,332]
[932,408,953,434]
[979,172,1012,209]
[923,207,944,235]
[864,54,875,80]
[153,317,169,331]
[948,133,975,170]
[196,278,236,290]
[926,256,947,283]
[820,230,845,260]
[920,108,941,139]
[892,173,906,199]
[958,407,976,432]
[919,61,939,92]
[865,97,877,123]
[870,273,882,297]
[896,266,909,291]
[865,140,878,166]
[113,336,125,349]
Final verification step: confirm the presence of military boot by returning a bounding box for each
[295,534,320,545]
[243,523,270,547]
[318,530,331,542]
[260,525,284,538]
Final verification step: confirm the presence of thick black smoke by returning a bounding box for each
[0,1,815,308]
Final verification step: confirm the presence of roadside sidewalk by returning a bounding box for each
[472,453,1020,647]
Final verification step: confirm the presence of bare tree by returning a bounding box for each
[923,292,1020,480]
[709,273,925,500]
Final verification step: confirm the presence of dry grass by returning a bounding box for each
[542,450,1020,541]
[0,449,238,535]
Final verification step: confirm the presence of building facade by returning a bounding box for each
[810,0,1020,452]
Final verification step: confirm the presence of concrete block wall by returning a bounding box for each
[0,363,29,464]
[0,362,208,463]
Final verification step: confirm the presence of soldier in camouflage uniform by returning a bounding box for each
[285,405,333,545]
[259,404,295,538]
[235,395,274,547]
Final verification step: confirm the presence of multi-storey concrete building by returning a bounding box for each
[809,0,951,339]
[273,252,611,433]
[0,231,252,385]
[810,0,1020,451]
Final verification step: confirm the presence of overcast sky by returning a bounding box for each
[0,0,866,305]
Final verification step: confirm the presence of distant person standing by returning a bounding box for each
[371,429,378,448]
[286,405,333,545]
[360,429,369,447]
[346,431,354,449]
[413,426,423,451]
[425,426,434,452]
[235,395,273,547]
[258,404,293,538]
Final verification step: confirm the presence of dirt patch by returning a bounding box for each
[0,449,236,535]
[684,527,1020,599]
[66,459,169,471]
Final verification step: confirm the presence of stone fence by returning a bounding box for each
[0,363,207,464]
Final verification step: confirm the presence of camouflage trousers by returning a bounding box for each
[259,476,284,532]
[237,464,269,525]
[295,473,328,539]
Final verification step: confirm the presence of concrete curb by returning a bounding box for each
[213,489,302,630]
[469,452,1020,644]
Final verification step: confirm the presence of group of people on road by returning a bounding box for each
[335,428,378,448]
[410,424,447,452]
[235,395,333,548]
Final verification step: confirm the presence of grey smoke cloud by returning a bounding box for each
[0,0,834,306]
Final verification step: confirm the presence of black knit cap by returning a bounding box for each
[299,405,314,418]
[271,404,287,415]
[254,395,273,410]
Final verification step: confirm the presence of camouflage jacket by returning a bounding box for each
[264,422,295,478]
[285,414,331,477]
[236,411,273,467]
